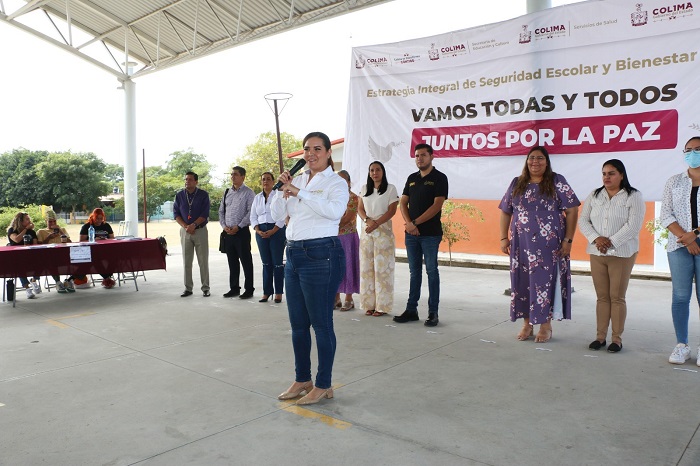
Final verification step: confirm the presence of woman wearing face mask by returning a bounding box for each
[662,136,700,365]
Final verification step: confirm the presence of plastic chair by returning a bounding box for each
[117,220,131,237]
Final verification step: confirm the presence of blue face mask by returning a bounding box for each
[685,150,700,168]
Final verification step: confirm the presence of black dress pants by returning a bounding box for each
[224,227,254,293]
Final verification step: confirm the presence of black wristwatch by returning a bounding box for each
[693,228,700,236]
[563,238,572,243]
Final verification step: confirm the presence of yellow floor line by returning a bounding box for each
[55,312,96,320]
[277,384,351,430]
[45,312,96,329]
[280,403,352,430]
[46,320,69,329]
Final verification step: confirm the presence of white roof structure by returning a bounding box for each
[0,0,394,235]
[0,0,394,80]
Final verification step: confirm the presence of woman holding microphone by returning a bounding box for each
[271,132,349,405]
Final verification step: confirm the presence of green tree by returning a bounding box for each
[36,152,111,214]
[165,149,213,186]
[137,172,181,220]
[0,148,52,207]
[441,200,484,266]
[234,132,302,193]
[104,163,124,185]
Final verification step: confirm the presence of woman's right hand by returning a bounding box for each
[276,171,292,190]
[678,231,700,255]
[500,238,510,255]
[365,219,378,234]
[594,236,612,254]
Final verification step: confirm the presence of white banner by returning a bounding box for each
[344,0,700,200]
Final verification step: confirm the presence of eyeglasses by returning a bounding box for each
[683,146,700,154]
[527,156,546,161]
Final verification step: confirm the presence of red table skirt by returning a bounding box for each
[0,238,166,279]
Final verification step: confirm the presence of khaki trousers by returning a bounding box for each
[180,226,210,292]
[590,253,637,344]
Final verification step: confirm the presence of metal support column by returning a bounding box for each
[526,0,551,13]
[123,78,138,237]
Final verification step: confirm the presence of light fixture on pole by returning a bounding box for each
[264,92,293,173]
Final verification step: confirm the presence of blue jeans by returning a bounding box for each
[405,234,441,315]
[668,245,700,344]
[285,237,345,389]
[255,224,286,296]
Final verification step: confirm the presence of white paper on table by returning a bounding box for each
[70,245,92,263]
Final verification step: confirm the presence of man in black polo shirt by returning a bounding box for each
[394,143,448,327]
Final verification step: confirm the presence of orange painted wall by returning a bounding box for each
[390,199,656,264]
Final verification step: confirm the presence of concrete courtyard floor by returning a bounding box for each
[1,246,699,466]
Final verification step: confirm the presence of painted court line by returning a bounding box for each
[46,312,96,329]
[280,403,352,430]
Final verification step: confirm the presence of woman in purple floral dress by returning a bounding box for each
[499,146,580,342]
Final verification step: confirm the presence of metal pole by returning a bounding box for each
[526,0,551,13]
[265,93,292,173]
[273,99,283,173]
[123,78,138,237]
[142,148,148,238]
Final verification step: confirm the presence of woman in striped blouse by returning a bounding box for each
[578,159,645,353]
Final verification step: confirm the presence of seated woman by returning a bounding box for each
[36,210,74,293]
[79,208,116,288]
[6,211,42,299]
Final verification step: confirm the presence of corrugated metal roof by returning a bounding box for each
[0,0,393,79]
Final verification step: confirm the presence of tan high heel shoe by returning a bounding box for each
[296,387,334,406]
[277,381,313,400]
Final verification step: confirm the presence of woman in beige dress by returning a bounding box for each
[358,161,399,316]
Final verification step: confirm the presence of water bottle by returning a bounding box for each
[88,225,95,243]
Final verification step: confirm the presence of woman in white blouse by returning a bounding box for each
[271,132,349,406]
[250,172,286,303]
[661,136,700,365]
[579,159,645,353]
[357,161,399,316]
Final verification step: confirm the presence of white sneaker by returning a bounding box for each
[669,343,691,364]
[56,281,67,293]
[25,288,36,299]
[30,279,42,294]
[64,280,76,292]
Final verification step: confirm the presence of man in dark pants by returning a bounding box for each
[394,143,448,327]
[219,166,256,299]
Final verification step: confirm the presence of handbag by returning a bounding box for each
[219,230,227,253]
[219,188,230,253]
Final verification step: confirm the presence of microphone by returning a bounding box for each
[272,159,307,191]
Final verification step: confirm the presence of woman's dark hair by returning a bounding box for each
[303,132,331,150]
[261,171,274,199]
[302,131,333,168]
[364,161,388,196]
[685,136,700,148]
[512,146,555,198]
[593,159,637,197]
